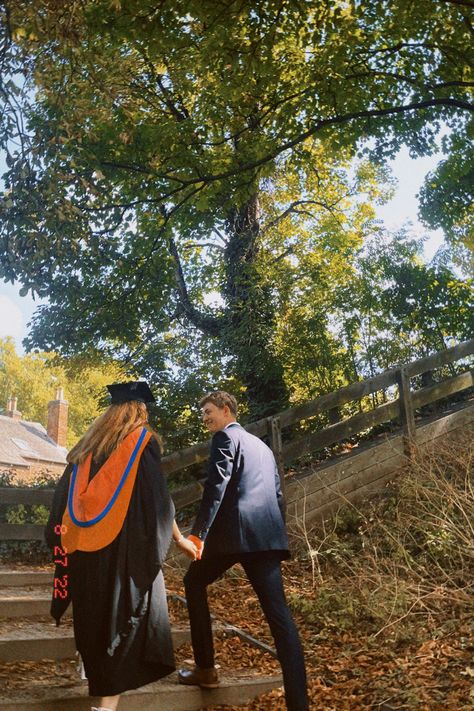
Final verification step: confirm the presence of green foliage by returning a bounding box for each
[333,230,474,378]
[0,539,50,565]
[0,470,15,487]
[288,585,369,630]
[5,503,49,525]
[0,1,472,416]
[419,126,474,254]
[0,468,56,563]
[0,337,128,447]
[269,225,473,412]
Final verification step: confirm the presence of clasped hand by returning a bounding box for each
[176,536,199,560]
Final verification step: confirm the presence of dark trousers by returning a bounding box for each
[183,551,309,711]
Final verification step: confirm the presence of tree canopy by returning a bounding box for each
[419,134,474,255]
[0,0,472,416]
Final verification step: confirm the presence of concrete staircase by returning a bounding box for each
[0,568,282,710]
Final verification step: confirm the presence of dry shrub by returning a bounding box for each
[290,437,474,638]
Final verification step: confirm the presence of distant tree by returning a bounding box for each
[419,135,474,256]
[0,338,127,447]
[334,230,474,380]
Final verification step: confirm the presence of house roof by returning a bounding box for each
[0,415,67,468]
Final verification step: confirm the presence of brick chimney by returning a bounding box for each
[5,395,22,421]
[47,387,68,447]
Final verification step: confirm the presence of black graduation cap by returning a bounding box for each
[106,381,156,404]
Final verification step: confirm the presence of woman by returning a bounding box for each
[44,381,196,711]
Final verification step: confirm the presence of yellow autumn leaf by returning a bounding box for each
[13,27,27,40]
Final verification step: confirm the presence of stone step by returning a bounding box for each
[0,585,191,621]
[0,571,51,587]
[0,618,192,661]
[0,671,283,710]
[0,587,64,619]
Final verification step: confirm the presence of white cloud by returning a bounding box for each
[0,295,23,341]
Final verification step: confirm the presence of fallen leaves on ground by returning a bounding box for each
[0,562,472,709]
[164,563,474,711]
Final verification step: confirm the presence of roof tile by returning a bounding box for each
[0,415,67,467]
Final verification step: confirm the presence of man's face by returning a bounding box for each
[201,402,230,433]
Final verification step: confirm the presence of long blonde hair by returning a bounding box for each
[67,401,151,464]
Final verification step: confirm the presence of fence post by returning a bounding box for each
[397,366,416,458]
[266,416,286,502]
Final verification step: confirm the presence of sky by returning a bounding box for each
[0,146,446,354]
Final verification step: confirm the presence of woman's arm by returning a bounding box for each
[172,519,198,560]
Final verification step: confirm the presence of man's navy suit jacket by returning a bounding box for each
[191,423,290,559]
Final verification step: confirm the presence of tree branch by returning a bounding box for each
[156,74,189,122]
[157,97,474,191]
[167,233,226,336]
[213,228,229,245]
[183,241,226,251]
[43,97,474,221]
[271,246,294,264]
[262,199,342,233]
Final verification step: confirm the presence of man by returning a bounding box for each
[178,391,309,711]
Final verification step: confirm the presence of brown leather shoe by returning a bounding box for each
[178,665,219,688]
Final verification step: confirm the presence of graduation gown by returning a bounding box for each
[44,432,176,696]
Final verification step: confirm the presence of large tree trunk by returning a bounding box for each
[222,194,288,419]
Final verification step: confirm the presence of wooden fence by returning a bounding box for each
[1,338,473,541]
[284,396,474,528]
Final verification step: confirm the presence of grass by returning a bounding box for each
[290,437,474,643]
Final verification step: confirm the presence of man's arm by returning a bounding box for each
[273,457,286,524]
[190,430,235,542]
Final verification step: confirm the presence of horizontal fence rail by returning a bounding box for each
[1,338,473,541]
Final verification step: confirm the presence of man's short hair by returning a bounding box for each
[199,390,238,416]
